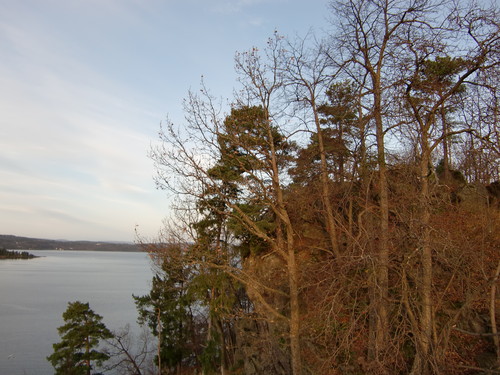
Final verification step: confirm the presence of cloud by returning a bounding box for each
[0,5,167,241]
[247,17,265,27]
[35,207,97,227]
[210,0,278,14]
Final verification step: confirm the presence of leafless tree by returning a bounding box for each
[104,324,157,375]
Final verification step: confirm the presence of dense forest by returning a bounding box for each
[48,0,499,374]
[135,0,500,374]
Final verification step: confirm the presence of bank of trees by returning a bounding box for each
[141,0,499,374]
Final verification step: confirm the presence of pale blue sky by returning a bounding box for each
[0,0,330,242]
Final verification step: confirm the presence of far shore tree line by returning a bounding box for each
[48,0,499,374]
[0,248,37,259]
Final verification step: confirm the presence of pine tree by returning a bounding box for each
[133,248,199,374]
[47,301,113,375]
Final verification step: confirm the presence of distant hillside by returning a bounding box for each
[0,234,140,252]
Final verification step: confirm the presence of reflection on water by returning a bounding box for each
[0,250,152,375]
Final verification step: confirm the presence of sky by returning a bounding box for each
[0,0,331,242]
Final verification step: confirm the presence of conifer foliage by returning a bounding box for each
[47,301,113,375]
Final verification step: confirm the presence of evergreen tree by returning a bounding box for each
[47,301,113,375]
[134,246,199,374]
[317,80,360,181]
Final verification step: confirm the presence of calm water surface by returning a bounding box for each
[0,250,153,375]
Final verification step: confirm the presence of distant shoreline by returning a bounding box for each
[15,248,141,252]
[0,234,141,252]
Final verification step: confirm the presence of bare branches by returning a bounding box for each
[104,325,156,375]
[144,1,500,374]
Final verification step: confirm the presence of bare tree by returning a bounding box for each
[104,325,157,375]
[330,0,442,366]
[279,33,343,258]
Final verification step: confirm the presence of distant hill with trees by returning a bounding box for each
[0,234,140,252]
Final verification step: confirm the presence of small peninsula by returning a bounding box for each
[0,248,38,259]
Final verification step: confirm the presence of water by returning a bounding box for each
[0,250,153,375]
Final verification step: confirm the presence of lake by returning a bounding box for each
[0,250,153,375]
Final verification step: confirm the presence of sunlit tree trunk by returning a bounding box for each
[413,130,434,375]
[313,106,341,258]
[372,77,390,357]
[266,113,302,375]
[157,307,161,375]
[490,260,500,367]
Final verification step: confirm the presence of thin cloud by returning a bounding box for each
[211,0,279,14]
[36,208,97,227]
[0,0,329,241]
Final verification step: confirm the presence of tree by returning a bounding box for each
[134,246,199,375]
[330,0,434,364]
[408,56,468,181]
[151,37,305,372]
[401,5,499,371]
[104,324,157,375]
[317,81,361,181]
[47,301,113,375]
[280,34,343,258]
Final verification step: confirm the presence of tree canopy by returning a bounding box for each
[47,301,113,375]
[136,1,500,374]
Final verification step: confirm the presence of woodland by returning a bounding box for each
[56,0,500,374]
[140,0,500,374]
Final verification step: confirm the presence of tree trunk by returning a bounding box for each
[157,307,162,375]
[441,105,451,181]
[86,334,91,375]
[313,104,340,258]
[288,240,302,375]
[267,115,302,375]
[371,77,389,360]
[215,318,229,375]
[412,132,434,375]
[490,260,500,366]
